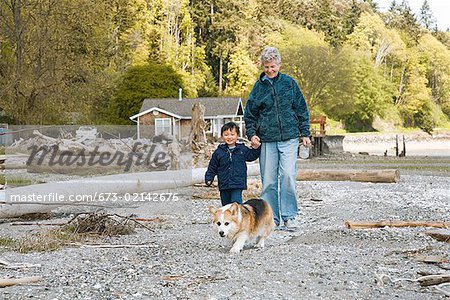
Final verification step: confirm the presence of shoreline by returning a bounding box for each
[341,132,450,157]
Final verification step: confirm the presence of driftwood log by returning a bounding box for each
[2,165,400,219]
[0,259,41,269]
[417,274,450,286]
[425,229,450,243]
[0,276,42,287]
[297,169,400,183]
[345,220,450,229]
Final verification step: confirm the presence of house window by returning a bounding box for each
[155,118,171,135]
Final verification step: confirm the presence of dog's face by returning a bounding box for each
[209,203,239,238]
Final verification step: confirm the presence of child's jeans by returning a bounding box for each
[219,189,243,206]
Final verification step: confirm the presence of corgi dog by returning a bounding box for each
[208,199,275,253]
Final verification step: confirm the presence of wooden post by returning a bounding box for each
[395,135,399,157]
[403,135,406,156]
[309,116,326,156]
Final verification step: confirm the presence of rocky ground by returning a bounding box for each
[1,137,449,299]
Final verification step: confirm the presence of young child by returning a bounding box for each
[205,122,261,206]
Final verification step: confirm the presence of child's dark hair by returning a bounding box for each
[221,122,240,135]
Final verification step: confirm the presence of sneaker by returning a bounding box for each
[273,222,281,230]
[284,218,300,229]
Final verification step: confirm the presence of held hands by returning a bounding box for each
[250,135,261,148]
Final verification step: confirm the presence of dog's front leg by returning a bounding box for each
[255,236,265,248]
[230,233,247,253]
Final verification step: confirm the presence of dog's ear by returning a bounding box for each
[208,206,217,215]
[229,203,239,215]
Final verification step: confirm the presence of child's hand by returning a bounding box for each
[205,180,213,187]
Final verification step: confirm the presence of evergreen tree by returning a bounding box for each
[343,0,363,37]
[386,0,422,44]
[419,0,436,30]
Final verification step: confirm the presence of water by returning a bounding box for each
[343,140,450,157]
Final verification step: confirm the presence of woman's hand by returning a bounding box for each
[302,137,311,147]
[251,135,261,148]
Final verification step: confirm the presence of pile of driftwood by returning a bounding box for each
[345,220,450,243]
[378,273,450,296]
[8,129,190,174]
[65,212,137,236]
[10,129,148,153]
[347,219,450,296]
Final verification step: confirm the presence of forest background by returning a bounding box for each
[1,0,449,133]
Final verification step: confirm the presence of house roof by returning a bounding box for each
[130,97,243,120]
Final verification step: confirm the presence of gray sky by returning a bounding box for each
[373,0,450,30]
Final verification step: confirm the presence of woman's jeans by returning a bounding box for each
[259,138,299,225]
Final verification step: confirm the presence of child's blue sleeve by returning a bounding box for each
[244,146,261,162]
[205,150,219,182]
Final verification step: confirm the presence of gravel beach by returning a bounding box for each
[1,135,449,299]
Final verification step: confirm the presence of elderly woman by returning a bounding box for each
[244,46,311,228]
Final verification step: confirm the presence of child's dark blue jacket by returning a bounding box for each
[205,143,260,191]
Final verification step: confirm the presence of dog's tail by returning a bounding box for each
[244,199,268,223]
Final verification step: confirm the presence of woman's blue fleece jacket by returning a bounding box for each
[244,71,311,142]
[205,143,260,191]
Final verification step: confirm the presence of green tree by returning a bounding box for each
[343,56,391,131]
[0,0,114,124]
[418,34,450,118]
[104,0,154,71]
[152,0,210,97]
[346,12,407,110]
[433,30,450,50]
[278,25,347,113]
[419,0,435,30]
[109,63,184,124]
[190,0,247,94]
[279,26,356,125]
[312,0,346,47]
[346,12,406,67]
[386,0,422,45]
[225,48,258,97]
[398,49,435,132]
[343,0,363,36]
